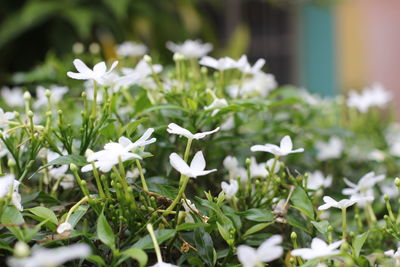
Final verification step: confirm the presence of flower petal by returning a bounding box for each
[169,153,192,176]
[190,151,206,171]
[280,135,293,153]
[73,59,92,74]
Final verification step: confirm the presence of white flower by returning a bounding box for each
[47,151,68,179]
[237,235,283,267]
[221,180,238,198]
[227,72,277,98]
[169,151,216,178]
[34,85,69,109]
[367,149,385,162]
[235,55,265,74]
[166,40,212,59]
[82,128,155,172]
[291,238,343,260]
[182,199,199,223]
[167,123,219,140]
[116,41,147,57]
[1,87,24,107]
[220,115,235,131]
[251,135,304,157]
[342,172,385,200]
[57,222,72,234]
[223,156,239,171]
[117,59,162,88]
[223,155,248,182]
[60,175,74,190]
[315,136,343,161]
[380,182,399,201]
[7,243,91,267]
[0,174,23,211]
[67,59,118,85]
[85,86,103,103]
[199,56,237,71]
[385,248,400,266]
[0,108,15,128]
[307,171,332,190]
[204,98,228,116]
[318,196,357,210]
[117,128,157,150]
[347,83,392,113]
[81,138,141,173]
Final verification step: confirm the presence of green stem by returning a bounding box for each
[342,208,347,240]
[91,162,105,199]
[136,159,148,191]
[147,224,163,263]
[164,138,193,214]
[92,80,98,117]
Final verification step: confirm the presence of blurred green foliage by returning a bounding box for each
[0,0,226,82]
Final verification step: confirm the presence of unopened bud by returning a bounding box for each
[14,241,30,258]
[23,92,31,100]
[143,55,152,63]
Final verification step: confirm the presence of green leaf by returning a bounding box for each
[352,231,369,257]
[176,222,209,231]
[217,222,233,246]
[28,206,58,225]
[97,212,115,249]
[30,154,87,180]
[243,222,273,237]
[2,206,24,224]
[132,229,176,249]
[1,206,25,240]
[286,212,311,234]
[291,187,315,219]
[148,182,178,199]
[68,205,89,227]
[311,220,330,235]
[87,255,106,266]
[44,154,87,168]
[194,227,215,266]
[239,208,275,222]
[119,248,148,267]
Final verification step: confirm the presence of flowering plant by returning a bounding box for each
[0,40,399,267]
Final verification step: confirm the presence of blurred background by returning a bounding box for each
[1,0,400,108]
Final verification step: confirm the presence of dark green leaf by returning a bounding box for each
[291,187,315,219]
[311,220,329,235]
[176,222,209,231]
[194,227,215,266]
[97,212,115,249]
[352,232,369,257]
[28,206,58,225]
[243,222,273,237]
[119,248,148,267]
[132,229,176,250]
[239,208,275,222]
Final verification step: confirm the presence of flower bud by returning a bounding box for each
[384,194,389,201]
[89,43,100,54]
[23,91,31,101]
[27,110,34,118]
[57,222,72,234]
[14,241,30,258]
[173,53,184,61]
[395,177,400,187]
[69,163,77,172]
[143,55,152,64]
[8,158,16,167]
[45,89,51,98]
[290,231,297,240]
